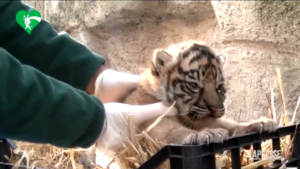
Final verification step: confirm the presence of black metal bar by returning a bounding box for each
[138,146,169,169]
[272,137,281,165]
[231,148,241,169]
[292,124,300,168]
[0,139,12,169]
[206,154,216,169]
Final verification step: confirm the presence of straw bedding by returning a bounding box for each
[9,68,299,169]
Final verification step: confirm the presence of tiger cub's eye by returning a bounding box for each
[189,83,198,88]
[217,85,225,94]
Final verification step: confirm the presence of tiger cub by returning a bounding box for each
[124,40,278,145]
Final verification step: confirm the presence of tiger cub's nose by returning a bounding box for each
[208,106,218,113]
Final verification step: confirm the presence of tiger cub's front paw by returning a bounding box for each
[247,117,278,133]
[183,128,229,145]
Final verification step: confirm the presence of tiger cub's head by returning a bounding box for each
[150,41,227,122]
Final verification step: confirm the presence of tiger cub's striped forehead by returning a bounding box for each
[176,44,224,86]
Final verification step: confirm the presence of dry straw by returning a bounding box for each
[10,68,299,169]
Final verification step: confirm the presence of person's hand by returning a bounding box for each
[89,67,140,103]
[94,102,177,154]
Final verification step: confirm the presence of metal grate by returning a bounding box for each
[138,124,300,169]
[1,124,299,169]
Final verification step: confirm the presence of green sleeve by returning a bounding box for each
[0,47,105,148]
[0,0,105,91]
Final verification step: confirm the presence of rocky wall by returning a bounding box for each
[23,0,300,122]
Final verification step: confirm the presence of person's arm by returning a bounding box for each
[0,47,105,148]
[0,1,105,94]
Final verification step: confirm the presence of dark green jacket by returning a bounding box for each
[0,1,106,148]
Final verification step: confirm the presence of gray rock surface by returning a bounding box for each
[23,0,300,123]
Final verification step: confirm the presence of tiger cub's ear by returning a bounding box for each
[151,49,174,76]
